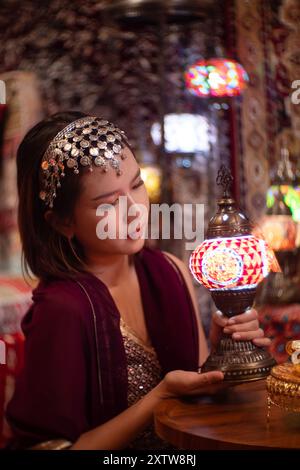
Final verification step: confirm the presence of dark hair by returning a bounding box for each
[17,111,93,282]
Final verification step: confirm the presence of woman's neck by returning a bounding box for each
[85,253,133,288]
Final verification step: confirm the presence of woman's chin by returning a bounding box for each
[122,237,146,254]
[94,237,146,256]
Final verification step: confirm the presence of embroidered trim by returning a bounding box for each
[119,318,156,355]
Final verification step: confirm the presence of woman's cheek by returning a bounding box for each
[139,185,150,207]
[94,209,119,240]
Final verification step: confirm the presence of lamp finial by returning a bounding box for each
[216,165,233,197]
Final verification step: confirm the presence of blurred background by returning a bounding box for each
[0,3,300,432]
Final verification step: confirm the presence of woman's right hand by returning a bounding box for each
[158,370,225,399]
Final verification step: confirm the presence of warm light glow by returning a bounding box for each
[189,235,277,291]
[140,164,161,203]
[257,215,297,251]
[185,58,249,98]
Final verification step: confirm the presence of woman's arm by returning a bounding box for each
[162,251,209,366]
[7,280,224,450]
[71,381,163,449]
[71,369,223,450]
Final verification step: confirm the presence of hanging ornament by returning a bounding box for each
[185,58,249,98]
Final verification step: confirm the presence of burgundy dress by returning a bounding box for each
[6,246,199,448]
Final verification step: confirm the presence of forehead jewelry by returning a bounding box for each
[39,116,129,208]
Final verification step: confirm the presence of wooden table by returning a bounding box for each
[154,380,300,450]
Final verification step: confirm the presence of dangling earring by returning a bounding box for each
[68,236,85,266]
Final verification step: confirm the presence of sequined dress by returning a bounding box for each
[120,318,173,449]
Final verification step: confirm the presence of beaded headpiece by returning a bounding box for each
[39,116,128,208]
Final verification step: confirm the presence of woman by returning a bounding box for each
[6,112,270,450]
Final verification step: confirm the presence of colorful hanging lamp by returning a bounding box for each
[262,146,300,279]
[267,147,300,223]
[189,166,277,382]
[255,180,300,305]
[185,58,249,98]
[259,189,297,252]
[267,185,300,223]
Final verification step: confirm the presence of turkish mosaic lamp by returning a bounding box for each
[185,58,249,98]
[189,166,277,382]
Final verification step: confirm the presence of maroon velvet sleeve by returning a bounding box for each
[6,287,90,448]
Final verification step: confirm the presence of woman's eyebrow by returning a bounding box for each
[91,168,141,201]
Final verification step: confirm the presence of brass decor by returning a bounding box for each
[266,340,300,413]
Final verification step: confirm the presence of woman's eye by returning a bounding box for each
[99,200,118,210]
[132,180,144,189]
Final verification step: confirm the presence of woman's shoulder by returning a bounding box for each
[29,276,91,323]
[139,246,195,292]
[161,250,192,283]
[138,246,190,280]
[33,276,85,299]
[161,251,199,311]
[161,250,188,271]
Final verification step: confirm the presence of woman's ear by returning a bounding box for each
[44,210,74,238]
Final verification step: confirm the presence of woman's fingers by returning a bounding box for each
[188,370,224,389]
[223,319,259,334]
[163,369,224,398]
[197,370,224,384]
[252,337,271,347]
[188,371,224,394]
[211,308,270,348]
[227,308,258,325]
[211,310,228,328]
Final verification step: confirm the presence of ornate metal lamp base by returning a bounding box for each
[201,287,276,382]
[202,336,276,383]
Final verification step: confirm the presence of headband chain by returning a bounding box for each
[39,116,128,208]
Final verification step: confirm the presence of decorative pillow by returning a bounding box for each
[258,304,300,363]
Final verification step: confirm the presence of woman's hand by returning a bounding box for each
[210,308,271,351]
[158,370,225,399]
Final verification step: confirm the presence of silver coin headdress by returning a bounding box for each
[39,116,128,208]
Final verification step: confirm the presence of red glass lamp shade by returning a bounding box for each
[185,58,249,98]
[190,235,276,292]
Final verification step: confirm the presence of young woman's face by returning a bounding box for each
[71,146,150,259]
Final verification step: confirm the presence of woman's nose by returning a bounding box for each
[126,193,142,223]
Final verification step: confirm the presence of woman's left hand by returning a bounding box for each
[210,308,271,351]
